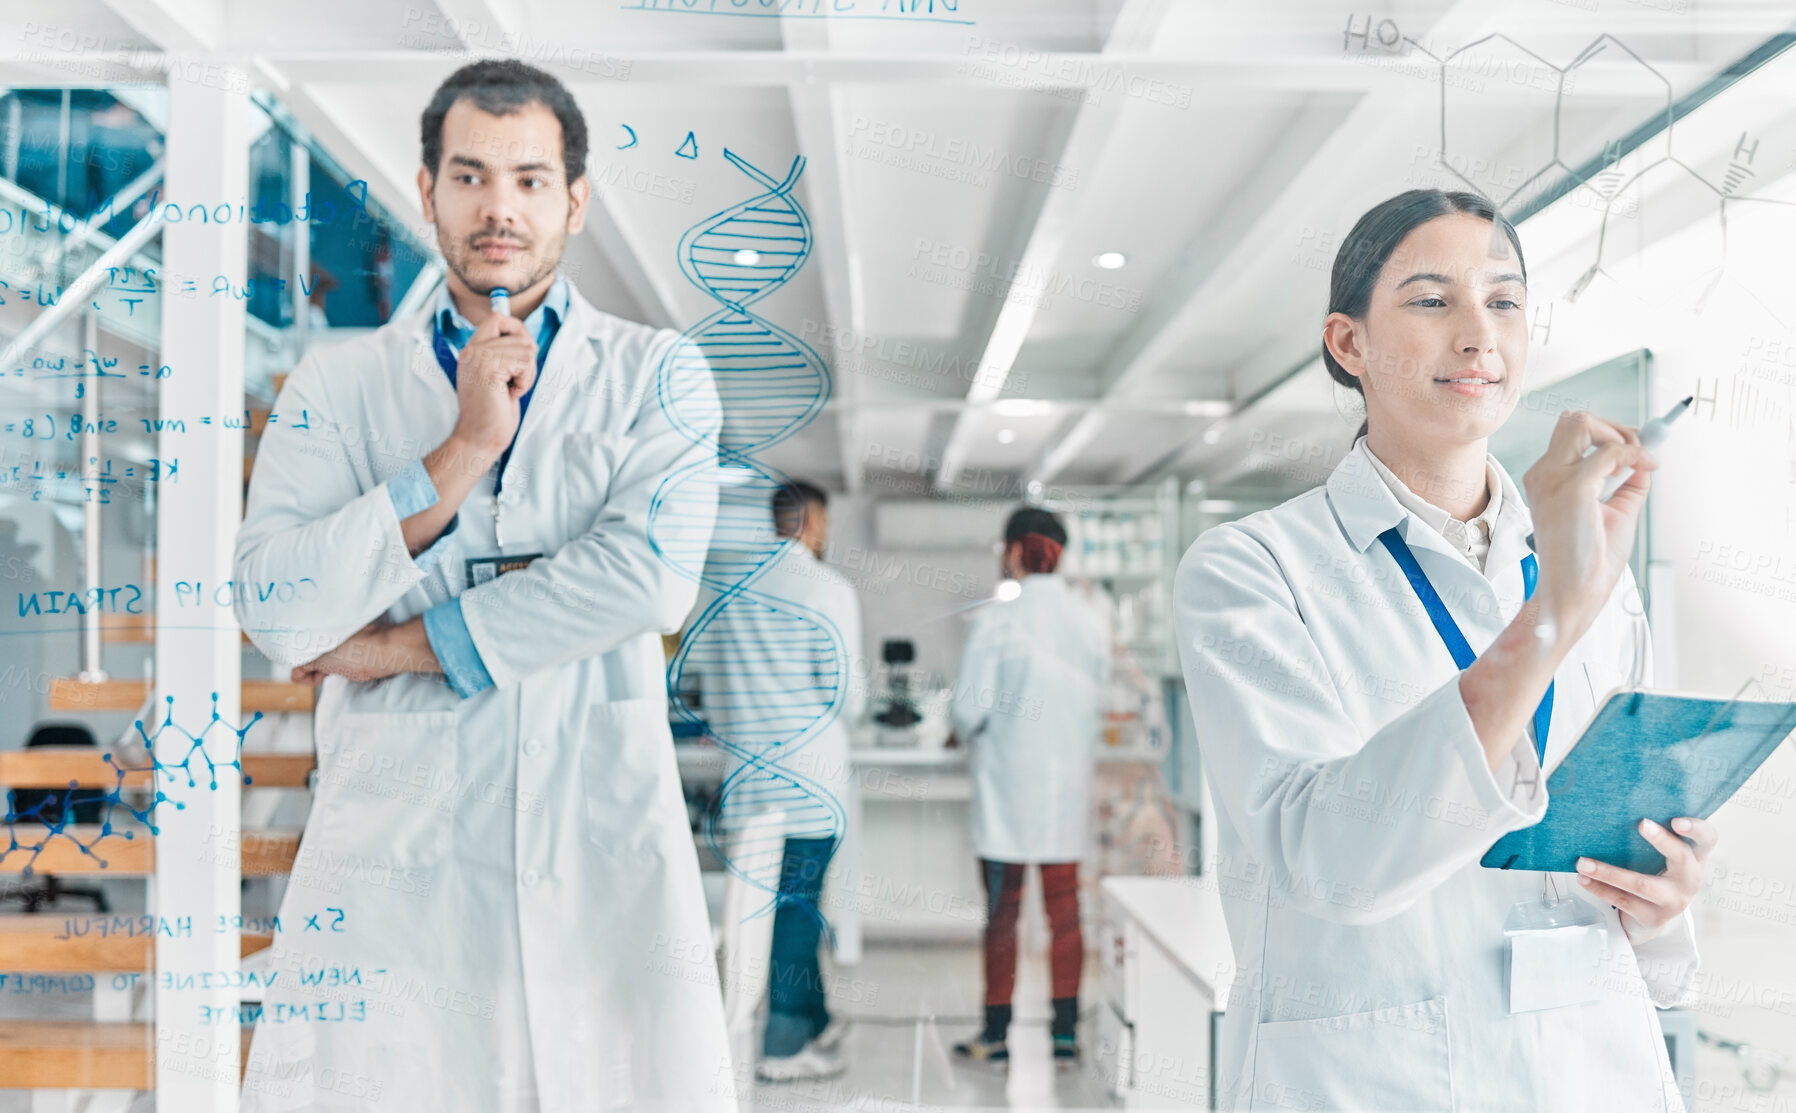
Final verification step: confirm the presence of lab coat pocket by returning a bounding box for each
[1248,995,1452,1112]
[559,432,634,535]
[579,697,679,855]
[309,710,459,870]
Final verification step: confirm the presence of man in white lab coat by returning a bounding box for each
[233,60,730,1111]
[693,481,864,1082]
[950,507,1110,1063]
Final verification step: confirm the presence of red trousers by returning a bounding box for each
[979,859,1081,1006]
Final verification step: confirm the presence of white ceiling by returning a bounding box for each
[3,0,1795,498]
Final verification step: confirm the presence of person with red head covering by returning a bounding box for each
[950,506,1110,1063]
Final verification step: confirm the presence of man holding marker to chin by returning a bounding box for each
[234,60,730,1112]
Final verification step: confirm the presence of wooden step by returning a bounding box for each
[0,1021,252,1087]
[0,828,301,876]
[0,917,272,972]
[99,613,151,644]
[0,750,315,789]
[49,679,314,714]
[0,1021,152,1088]
[99,613,253,646]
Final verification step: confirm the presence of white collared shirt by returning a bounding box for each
[1361,438,1502,573]
[694,541,867,816]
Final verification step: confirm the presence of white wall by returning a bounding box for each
[1528,193,1796,1093]
[816,493,1008,700]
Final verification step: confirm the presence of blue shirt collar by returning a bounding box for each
[433,273,570,349]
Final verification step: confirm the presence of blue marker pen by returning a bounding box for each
[489,287,510,319]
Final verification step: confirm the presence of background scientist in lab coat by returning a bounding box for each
[233,60,730,1112]
[1174,189,1715,1112]
[695,480,864,1082]
[949,506,1110,1063]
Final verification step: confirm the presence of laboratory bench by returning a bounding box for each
[673,725,1175,964]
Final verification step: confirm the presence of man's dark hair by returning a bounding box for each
[1004,506,1066,547]
[772,481,828,539]
[420,60,589,182]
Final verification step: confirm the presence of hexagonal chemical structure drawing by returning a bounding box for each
[1678,103,1796,201]
[1438,34,1563,210]
[1710,194,1796,323]
[1583,159,1725,313]
[1555,35,1674,204]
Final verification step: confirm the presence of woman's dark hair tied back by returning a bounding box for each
[1005,506,1067,575]
[1322,189,1527,439]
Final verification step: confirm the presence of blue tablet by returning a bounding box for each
[1481,689,1796,874]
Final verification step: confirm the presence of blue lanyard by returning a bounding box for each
[430,318,552,498]
[1377,526,1554,765]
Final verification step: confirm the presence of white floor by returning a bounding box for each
[0,920,1120,1113]
[730,940,1116,1113]
[10,912,1792,1111]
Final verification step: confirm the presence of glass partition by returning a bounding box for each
[0,77,440,1109]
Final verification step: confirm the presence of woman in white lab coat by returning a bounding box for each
[1174,189,1716,1112]
[950,507,1110,1063]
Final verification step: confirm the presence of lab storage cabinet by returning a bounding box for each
[1097,877,1230,1109]
[1036,477,1181,680]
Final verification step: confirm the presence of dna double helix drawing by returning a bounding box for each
[647,149,847,919]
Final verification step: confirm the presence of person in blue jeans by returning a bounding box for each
[695,481,865,1082]
[761,835,848,1076]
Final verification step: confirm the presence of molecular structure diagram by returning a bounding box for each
[1,694,263,875]
[1345,19,1796,315]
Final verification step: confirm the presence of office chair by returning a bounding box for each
[2,722,111,914]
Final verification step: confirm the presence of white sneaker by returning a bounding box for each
[755,1044,846,1083]
[812,1016,852,1054]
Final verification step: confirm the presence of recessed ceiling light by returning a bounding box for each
[996,428,1017,444]
[996,579,1023,601]
[734,249,761,265]
[1093,251,1126,270]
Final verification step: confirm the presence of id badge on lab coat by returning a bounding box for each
[1503,894,1608,1013]
[465,553,543,586]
